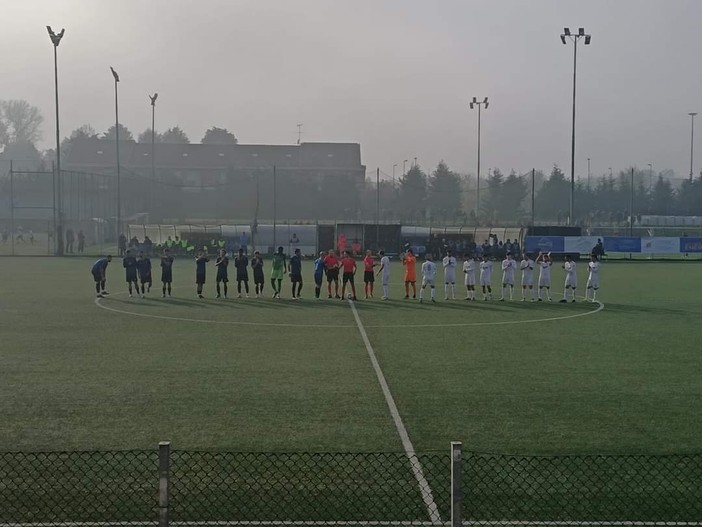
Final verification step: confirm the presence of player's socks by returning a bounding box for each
[315,286,320,298]
[431,288,436,301]
[297,283,303,297]
[291,284,296,298]
[509,287,514,300]
[277,279,282,297]
[444,284,448,299]
[451,284,456,299]
[383,285,389,298]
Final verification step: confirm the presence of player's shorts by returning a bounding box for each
[326,268,339,282]
[253,271,265,284]
[92,271,102,283]
[381,273,390,286]
[364,271,374,283]
[126,272,138,283]
[465,274,475,286]
[196,273,206,285]
[314,273,324,286]
[480,275,491,287]
[444,271,456,284]
[140,273,153,285]
[235,273,248,282]
[290,273,302,282]
[502,273,515,286]
[538,276,551,287]
[342,272,354,284]
[565,276,577,288]
[161,270,173,283]
[521,274,533,287]
[586,276,599,289]
[404,273,416,283]
[216,272,229,283]
[270,269,284,280]
[422,278,436,288]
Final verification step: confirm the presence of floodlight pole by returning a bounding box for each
[111,67,121,236]
[403,159,408,176]
[376,167,380,248]
[587,157,591,189]
[647,163,653,190]
[150,94,158,182]
[561,27,591,226]
[689,112,697,181]
[273,165,277,250]
[47,26,65,255]
[469,97,488,223]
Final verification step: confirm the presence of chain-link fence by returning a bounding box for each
[0,443,700,526]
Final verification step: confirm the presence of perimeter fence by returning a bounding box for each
[1,442,700,526]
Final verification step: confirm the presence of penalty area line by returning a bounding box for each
[348,299,442,526]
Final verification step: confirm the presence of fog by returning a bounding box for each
[3,0,702,180]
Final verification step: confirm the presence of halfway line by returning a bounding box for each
[348,299,442,525]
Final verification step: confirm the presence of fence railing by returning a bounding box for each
[0,442,700,526]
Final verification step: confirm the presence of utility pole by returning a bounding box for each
[297,123,303,145]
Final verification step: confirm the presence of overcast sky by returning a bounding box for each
[3,0,701,181]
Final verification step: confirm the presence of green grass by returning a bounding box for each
[2,256,702,522]
[1,257,701,454]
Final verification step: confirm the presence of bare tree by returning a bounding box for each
[0,100,44,145]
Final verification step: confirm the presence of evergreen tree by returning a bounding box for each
[427,161,462,222]
[102,124,134,142]
[161,126,190,144]
[650,175,674,215]
[398,165,427,222]
[201,127,238,145]
[535,165,569,222]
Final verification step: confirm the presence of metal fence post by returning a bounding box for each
[451,442,463,527]
[158,441,171,527]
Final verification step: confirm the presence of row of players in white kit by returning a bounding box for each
[418,251,601,303]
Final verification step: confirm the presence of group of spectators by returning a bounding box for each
[64,228,86,253]
[422,234,521,259]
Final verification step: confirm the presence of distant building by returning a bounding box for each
[64,139,366,221]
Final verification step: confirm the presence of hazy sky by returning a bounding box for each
[4,0,702,181]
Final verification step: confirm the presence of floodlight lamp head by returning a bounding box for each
[110,67,120,82]
[578,27,585,36]
[149,93,158,105]
[483,97,488,104]
[560,35,567,44]
[584,35,591,45]
[47,26,65,46]
[469,102,474,109]
[472,96,477,103]
[564,27,571,36]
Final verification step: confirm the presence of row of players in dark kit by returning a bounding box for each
[91,245,375,300]
[92,246,301,299]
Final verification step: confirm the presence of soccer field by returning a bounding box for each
[1,256,700,455]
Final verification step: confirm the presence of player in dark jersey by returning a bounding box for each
[160,248,174,298]
[91,255,112,298]
[251,251,265,297]
[195,250,209,299]
[123,249,139,297]
[215,249,229,299]
[136,251,152,298]
[234,248,249,298]
[313,251,326,299]
[289,248,303,299]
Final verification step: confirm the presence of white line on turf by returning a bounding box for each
[94,293,603,329]
[348,298,442,526]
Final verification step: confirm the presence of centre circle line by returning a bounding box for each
[95,292,604,328]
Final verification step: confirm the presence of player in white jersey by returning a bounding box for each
[419,254,437,303]
[500,252,517,301]
[442,250,457,300]
[520,253,535,302]
[560,254,577,303]
[584,254,600,302]
[376,250,391,300]
[463,253,477,300]
[479,254,493,301]
[535,252,553,301]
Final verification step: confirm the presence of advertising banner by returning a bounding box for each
[525,236,564,253]
[603,237,641,253]
[680,237,702,253]
[563,236,601,254]
[640,237,681,254]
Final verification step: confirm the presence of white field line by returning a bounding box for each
[3,521,701,527]
[94,293,603,329]
[348,299,442,526]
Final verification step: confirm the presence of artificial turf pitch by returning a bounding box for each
[1,257,700,455]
